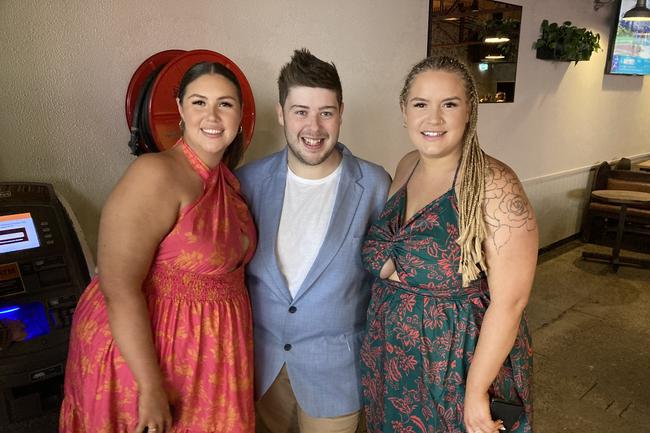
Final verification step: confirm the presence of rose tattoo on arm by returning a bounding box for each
[483,161,536,252]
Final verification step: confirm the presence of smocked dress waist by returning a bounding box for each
[144,264,247,301]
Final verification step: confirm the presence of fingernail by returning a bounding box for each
[499,427,506,431]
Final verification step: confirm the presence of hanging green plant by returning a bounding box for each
[533,20,601,64]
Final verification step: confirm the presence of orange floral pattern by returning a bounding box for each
[60,140,257,433]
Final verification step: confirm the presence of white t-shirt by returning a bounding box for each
[276,164,342,298]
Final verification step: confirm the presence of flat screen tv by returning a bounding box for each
[606,0,650,75]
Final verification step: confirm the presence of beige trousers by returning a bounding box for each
[256,364,361,433]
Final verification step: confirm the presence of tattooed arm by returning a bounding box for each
[482,158,537,252]
[463,157,538,433]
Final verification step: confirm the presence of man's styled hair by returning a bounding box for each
[277,48,343,107]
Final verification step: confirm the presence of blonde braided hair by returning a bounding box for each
[399,56,488,286]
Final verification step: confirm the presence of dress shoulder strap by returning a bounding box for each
[179,139,212,181]
[451,158,461,187]
[404,159,420,189]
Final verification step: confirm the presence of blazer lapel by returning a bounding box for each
[292,144,363,302]
[257,149,292,302]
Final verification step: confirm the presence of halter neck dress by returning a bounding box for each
[360,161,532,433]
[60,140,257,433]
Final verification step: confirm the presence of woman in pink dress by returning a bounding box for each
[59,62,256,433]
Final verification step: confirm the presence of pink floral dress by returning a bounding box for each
[60,140,257,433]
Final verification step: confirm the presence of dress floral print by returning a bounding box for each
[360,173,532,433]
[60,140,257,433]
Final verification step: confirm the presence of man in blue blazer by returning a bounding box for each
[236,49,390,433]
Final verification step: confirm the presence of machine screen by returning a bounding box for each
[0,213,41,254]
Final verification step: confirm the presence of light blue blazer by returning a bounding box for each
[236,143,390,417]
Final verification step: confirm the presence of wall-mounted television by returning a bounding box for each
[605,0,650,75]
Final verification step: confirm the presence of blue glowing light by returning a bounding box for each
[478,63,489,72]
[0,303,50,341]
[0,306,20,315]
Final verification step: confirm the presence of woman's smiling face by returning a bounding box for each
[177,73,242,167]
[402,69,470,161]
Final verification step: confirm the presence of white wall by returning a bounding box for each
[478,0,649,246]
[1,0,648,254]
[0,0,427,253]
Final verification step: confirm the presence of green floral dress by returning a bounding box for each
[360,170,532,433]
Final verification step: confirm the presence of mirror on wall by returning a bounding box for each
[427,0,522,103]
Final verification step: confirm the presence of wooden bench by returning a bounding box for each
[581,161,650,246]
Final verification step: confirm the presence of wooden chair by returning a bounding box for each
[581,162,650,244]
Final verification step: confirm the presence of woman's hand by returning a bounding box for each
[463,390,504,433]
[132,384,173,433]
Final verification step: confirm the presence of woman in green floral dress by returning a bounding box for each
[360,56,538,433]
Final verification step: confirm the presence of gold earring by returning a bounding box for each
[238,125,243,134]
[179,119,185,130]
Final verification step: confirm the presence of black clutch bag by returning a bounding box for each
[490,398,524,432]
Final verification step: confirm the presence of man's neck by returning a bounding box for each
[287,149,342,180]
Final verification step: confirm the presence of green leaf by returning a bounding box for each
[534,19,600,63]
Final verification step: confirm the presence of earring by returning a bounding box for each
[178,119,185,130]
[238,125,243,134]
[402,121,407,128]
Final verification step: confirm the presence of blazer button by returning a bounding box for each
[284,344,292,351]
[288,306,297,313]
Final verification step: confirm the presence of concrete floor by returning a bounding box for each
[527,241,649,432]
[1,241,648,433]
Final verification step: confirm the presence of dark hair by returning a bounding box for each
[277,48,342,107]
[177,62,244,169]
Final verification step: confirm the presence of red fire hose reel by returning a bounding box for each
[125,50,255,155]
